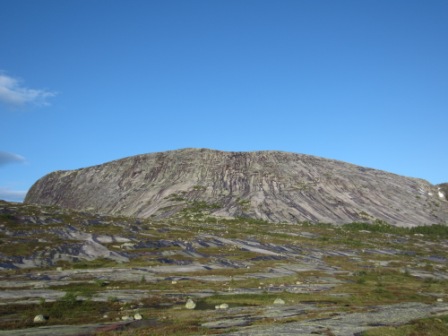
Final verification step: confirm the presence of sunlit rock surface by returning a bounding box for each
[25,148,448,226]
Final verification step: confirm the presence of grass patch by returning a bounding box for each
[0,294,121,330]
[71,258,120,269]
[342,221,448,239]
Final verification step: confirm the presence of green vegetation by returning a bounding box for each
[72,258,121,269]
[179,200,222,219]
[186,200,220,211]
[342,221,448,238]
[166,193,186,202]
[0,291,122,330]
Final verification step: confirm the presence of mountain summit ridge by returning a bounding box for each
[24,148,448,226]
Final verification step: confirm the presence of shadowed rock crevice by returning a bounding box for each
[25,148,448,226]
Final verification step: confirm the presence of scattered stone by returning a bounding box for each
[121,243,135,250]
[33,315,47,323]
[215,303,229,310]
[3,199,448,336]
[185,298,196,309]
[273,298,285,305]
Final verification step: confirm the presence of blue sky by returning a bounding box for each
[1,0,447,202]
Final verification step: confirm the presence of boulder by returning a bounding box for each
[215,303,229,310]
[273,298,285,305]
[33,315,47,323]
[185,298,196,309]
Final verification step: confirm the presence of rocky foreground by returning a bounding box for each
[25,148,448,226]
[1,200,448,335]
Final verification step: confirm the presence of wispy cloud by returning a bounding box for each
[0,151,27,202]
[0,187,27,202]
[0,72,56,107]
[0,151,26,166]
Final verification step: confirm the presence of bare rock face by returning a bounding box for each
[24,148,448,226]
[437,183,448,200]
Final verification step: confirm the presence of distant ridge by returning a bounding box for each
[25,148,448,226]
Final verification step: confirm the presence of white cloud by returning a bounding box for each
[0,151,26,166]
[0,187,27,202]
[0,73,56,107]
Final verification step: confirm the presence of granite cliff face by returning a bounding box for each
[24,148,448,226]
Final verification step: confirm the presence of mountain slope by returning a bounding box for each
[24,148,448,226]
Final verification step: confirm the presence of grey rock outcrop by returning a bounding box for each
[25,148,448,226]
[438,183,448,200]
[223,302,448,336]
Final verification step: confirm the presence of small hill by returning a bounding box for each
[24,148,448,226]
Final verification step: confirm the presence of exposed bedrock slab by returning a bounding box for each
[224,302,448,336]
[0,321,131,336]
[25,148,448,226]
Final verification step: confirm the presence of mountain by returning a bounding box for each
[24,148,448,226]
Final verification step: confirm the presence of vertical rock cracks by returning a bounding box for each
[25,148,448,227]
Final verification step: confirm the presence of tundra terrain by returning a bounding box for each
[1,200,448,335]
